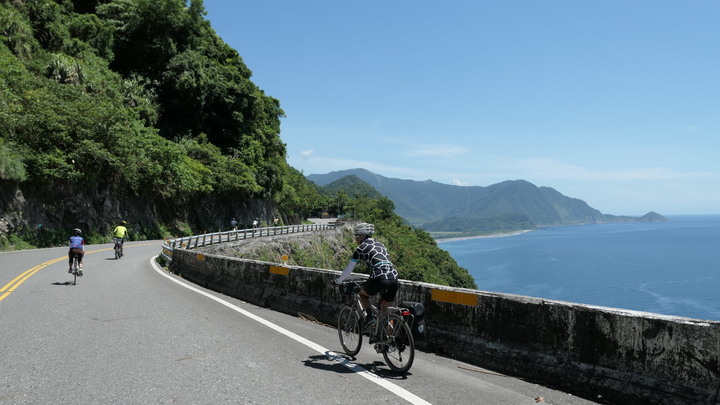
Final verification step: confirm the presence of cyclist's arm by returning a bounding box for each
[336,259,358,283]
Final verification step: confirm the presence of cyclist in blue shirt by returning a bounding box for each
[68,228,85,276]
[336,222,399,325]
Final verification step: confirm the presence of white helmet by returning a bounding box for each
[354,222,375,237]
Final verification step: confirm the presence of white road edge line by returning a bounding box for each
[150,257,431,405]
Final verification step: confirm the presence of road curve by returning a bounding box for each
[0,242,598,404]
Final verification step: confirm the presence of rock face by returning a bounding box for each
[0,181,25,235]
[0,179,279,246]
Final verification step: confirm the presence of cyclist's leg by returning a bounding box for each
[358,289,373,320]
[379,280,399,312]
[361,277,385,321]
[68,250,73,272]
[379,279,399,332]
[77,252,84,269]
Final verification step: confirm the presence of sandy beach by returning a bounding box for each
[435,229,533,243]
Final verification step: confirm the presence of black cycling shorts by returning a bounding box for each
[68,248,84,261]
[362,277,398,302]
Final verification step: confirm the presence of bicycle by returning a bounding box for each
[70,253,82,285]
[336,279,415,374]
[113,238,123,259]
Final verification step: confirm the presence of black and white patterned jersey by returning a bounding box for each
[352,238,398,280]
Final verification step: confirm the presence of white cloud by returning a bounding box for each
[300,149,315,158]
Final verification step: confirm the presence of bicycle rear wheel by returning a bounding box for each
[72,257,78,285]
[382,314,415,374]
[337,306,362,356]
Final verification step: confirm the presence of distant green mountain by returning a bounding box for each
[307,169,668,234]
[321,175,384,199]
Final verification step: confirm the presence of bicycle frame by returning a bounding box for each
[336,279,416,373]
[362,297,405,344]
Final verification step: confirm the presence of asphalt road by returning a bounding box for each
[0,241,600,404]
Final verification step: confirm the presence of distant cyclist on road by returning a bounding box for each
[335,222,399,326]
[113,221,129,257]
[68,228,85,276]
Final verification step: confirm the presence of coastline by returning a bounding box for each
[435,229,533,243]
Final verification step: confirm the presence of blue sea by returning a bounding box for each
[439,215,720,321]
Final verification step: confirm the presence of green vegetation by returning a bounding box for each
[0,0,313,246]
[0,0,284,199]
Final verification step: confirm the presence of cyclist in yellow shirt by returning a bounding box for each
[113,221,129,257]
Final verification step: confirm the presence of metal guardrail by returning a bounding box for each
[160,223,336,263]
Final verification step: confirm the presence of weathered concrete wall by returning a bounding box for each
[168,248,720,405]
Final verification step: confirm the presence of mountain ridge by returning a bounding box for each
[308,169,667,234]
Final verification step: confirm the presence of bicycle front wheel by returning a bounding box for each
[382,314,415,374]
[337,306,362,356]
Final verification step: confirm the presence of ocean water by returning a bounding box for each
[438,215,720,321]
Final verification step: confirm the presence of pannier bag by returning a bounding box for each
[400,301,426,340]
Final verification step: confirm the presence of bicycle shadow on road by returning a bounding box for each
[303,354,410,380]
[358,361,410,380]
[302,355,355,374]
[51,281,76,286]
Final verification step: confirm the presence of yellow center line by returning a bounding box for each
[0,257,65,301]
[0,242,160,302]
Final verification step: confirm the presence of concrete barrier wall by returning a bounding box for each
[168,248,720,405]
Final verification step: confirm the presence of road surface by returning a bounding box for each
[0,241,599,404]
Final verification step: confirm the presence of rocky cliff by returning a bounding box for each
[0,179,280,247]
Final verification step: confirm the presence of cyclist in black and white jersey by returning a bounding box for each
[336,222,399,324]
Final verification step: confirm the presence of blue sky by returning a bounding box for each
[202,1,719,215]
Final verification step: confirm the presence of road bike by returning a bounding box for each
[335,279,416,374]
[114,238,123,259]
[70,253,82,285]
